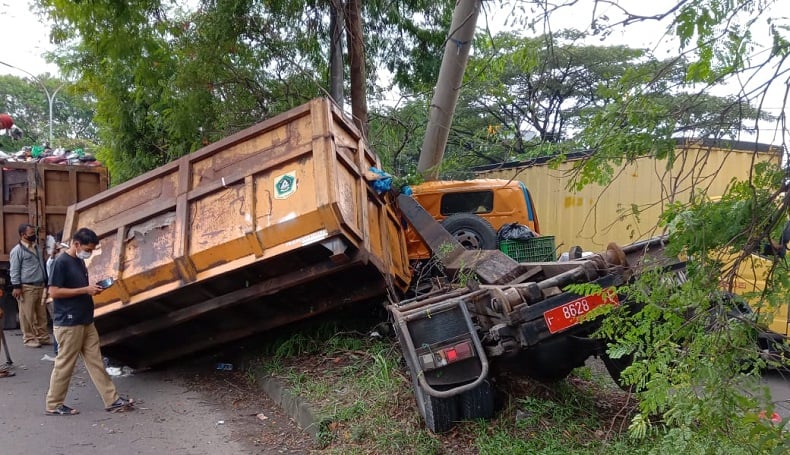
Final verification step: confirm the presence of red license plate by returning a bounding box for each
[543,289,619,334]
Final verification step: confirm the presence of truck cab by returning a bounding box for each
[405,179,541,260]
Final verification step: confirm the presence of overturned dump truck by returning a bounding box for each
[62,98,684,432]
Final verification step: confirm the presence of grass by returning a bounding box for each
[242,319,663,455]
[242,314,788,454]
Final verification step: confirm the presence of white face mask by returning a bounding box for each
[76,250,92,260]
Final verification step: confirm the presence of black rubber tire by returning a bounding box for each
[440,213,498,250]
[414,383,458,433]
[602,353,635,392]
[459,379,495,421]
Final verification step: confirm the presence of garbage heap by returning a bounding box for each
[0,145,103,167]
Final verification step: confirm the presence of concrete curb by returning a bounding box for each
[254,373,325,441]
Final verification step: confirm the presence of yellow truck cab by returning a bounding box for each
[405,179,541,260]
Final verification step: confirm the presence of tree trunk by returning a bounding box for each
[329,0,345,108]
[417,0,481,181]
[345,0,368,138]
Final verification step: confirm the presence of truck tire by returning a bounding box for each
[601,353,635,392]
[459,379,495,421]
[414,383,458,433]
[440,213,497,250]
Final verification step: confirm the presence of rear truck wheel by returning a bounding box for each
[440,213,498,250]
[459,378,495,421]
[601,352,635,392]
[413,379,459,433]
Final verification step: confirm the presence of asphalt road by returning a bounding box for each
[0,328,308,455]
[763,368,790,419]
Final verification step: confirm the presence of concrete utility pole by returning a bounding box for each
[0,61,66,146]
[417,0,481,181]
[328,0,345,108]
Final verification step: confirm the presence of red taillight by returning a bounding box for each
[418,340,476,371]
[441,341,473,364]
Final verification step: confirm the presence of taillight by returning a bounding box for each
[419,340,475,370]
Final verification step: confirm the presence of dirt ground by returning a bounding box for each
[176,366,317,454]
[189,336,637,455]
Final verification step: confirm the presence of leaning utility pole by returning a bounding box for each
[416,0,481,181]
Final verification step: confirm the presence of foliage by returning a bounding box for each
[516,0,788,190]
[482,4,790,449]
[597,265,788,453]
[591,163,790,452]
[34,0,455,183]
[253,321,686,454]
[22,1,790,450]
[0,73,97,151]
[371,27,771,180]
[661,161,788,260]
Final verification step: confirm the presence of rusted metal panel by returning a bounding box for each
[1,162,108,266]
[62,98,412,366]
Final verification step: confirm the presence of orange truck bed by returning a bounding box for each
[62,98,411,366]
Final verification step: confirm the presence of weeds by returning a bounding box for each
[252,323,767,454]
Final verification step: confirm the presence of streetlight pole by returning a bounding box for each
[0,60,66,146]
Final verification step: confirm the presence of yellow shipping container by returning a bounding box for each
[474,139,782,253]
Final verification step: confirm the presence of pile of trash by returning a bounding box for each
[0,145,102,167]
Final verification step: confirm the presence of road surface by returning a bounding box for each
[0,328,312,454]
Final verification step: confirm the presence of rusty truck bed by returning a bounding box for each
[62,98,411,366]
[1,161,108,265]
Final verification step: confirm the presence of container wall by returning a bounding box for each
[476,144,781,252]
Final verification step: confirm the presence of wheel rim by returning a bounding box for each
[452,229,483,249]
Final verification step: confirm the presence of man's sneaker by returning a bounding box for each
[106,396,134,412]
[24,340,41,348]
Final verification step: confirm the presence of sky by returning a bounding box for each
[0,1,59,77]
[0,0,786,146]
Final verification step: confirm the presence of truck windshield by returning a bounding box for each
[440,191,493,215]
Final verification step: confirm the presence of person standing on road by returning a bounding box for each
[9,223,51,348]
[45,227,133,416]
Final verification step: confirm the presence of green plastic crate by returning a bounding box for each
[499,236,556,262]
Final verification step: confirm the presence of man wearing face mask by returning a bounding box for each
[45,227,134,416]
[9,224,51,348]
